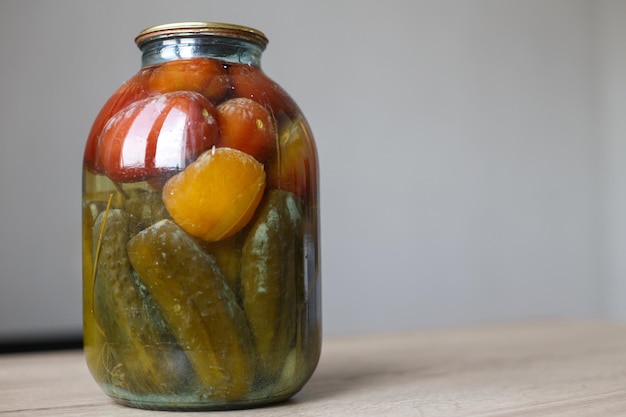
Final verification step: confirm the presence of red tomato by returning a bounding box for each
[228,64,300,118]
[97,91,219,183]
[149,58,230,103]
[84,68,153,173]
[215,97,276,162]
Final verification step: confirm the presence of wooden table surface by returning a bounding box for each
[2,320,626,416]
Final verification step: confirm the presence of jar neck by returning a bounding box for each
[139,36,264,67]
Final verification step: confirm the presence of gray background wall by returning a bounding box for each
[0,0,624,341]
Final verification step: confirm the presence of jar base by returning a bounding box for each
[105,385,299,411]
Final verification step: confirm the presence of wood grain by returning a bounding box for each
[2,320,626,416]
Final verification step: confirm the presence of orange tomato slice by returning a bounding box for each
[162,147,266,242]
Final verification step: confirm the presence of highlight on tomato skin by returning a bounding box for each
[84,68,154,173]
[215,97,277,162]
[96,91,220,183]
[149,58,230,103]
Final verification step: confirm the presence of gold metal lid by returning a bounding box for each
[135,22,268,49]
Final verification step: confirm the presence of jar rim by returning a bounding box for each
[135,22,268,49]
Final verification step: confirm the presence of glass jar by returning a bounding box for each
[82,22,320,410]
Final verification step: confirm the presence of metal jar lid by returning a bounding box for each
[135,22,269,49]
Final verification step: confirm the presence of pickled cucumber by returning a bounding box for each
[92,208,192,394]
[83,201,104,380]
[127,219,256,400]
[201,234,244,298]
[121,188,171,233]
[240,190,302,381]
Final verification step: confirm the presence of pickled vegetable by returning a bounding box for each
[82,201,103,379]
[162,147,266,242]
[97,92,219,183]
[127,219,256,400]
[267,115,318,198]
[201,234,244,297]
[228,63,300,118]
[122,188,171,233]
[240,190,302,380]
[149,58,230,103]
[91,209,191,394]
[84,68,153,173]
[215,97,277,162]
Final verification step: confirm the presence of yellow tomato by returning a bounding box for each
[162,147,266,241]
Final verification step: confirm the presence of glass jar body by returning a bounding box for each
[82,27,320,410]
